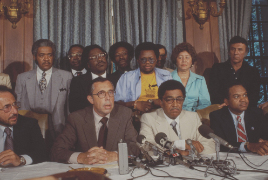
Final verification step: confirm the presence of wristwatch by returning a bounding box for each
[19,156,26,166]
[244,142,250,152]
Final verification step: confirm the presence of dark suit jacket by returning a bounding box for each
[51,104,139,163]
[210,107,268,152]
[209,60,260,107]
[69,71,119,113]
[13,115,47,164]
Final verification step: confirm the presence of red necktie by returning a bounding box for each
[237,116,247,142]
[76,72,82,76]
[98,117,108,148]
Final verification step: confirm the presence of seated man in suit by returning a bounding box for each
[140,80,215,155]
[210,83,268,155]
[108,41,134,88]
[69,45,117,113]
[15,39,73,142]
[67,44,87,77]
[51,77,139,164]
[0,85,46,166]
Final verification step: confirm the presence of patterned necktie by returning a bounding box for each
[4,127,14,151]
[39,71,47,93]
[98,117,108,148]
[170,121,178,136]
[237,116,247,142]
[76,72,82,76]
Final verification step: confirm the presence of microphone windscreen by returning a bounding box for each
[198,124,214,139]
[137,135,146,144]
[154,132,167,145]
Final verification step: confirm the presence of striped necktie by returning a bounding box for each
[237,115,247,142]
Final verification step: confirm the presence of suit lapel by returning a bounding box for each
[51,68,62,110]
[244,110,254,141]
[26,70,37,108]
[106,107,120,150]
[221,107,237,142]
[83,107,98,148]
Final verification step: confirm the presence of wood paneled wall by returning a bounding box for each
[0,0,222,87]
[0,0,33,88]
[184,0,221,82]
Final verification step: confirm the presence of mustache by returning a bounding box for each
[42,62,51,65]
[97,61,106,65]
[171,107,180,111]
[8,114,18,120]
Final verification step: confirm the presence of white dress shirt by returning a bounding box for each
[36,66,53,85]
[0,125,32,165]
[68,109,110,164]
[163,113,186,150]
[228,109,247,152]
[91,71,106,80]
[71,68,87,77]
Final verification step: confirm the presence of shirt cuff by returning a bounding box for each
[239,142,247,152]
[21,155,32,165]
[68,152,81,164]
[173,140,186,150]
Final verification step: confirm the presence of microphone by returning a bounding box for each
[198,124,234,149]
[186,139,202,159]
[131,158,149,170]
[136,135,155,166]
[155,132,174,150]
[137,135,165,154]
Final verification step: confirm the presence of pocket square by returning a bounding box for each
[59,88,67,92]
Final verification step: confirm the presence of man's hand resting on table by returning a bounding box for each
[0,150,21,167]
[77,146,118,164]
[247,139,268,156]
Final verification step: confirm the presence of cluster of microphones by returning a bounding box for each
[119,124,237,175]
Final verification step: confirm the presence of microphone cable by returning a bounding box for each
[237,152,268,173]
[239,152,268,167]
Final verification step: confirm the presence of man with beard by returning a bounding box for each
[108,42,134,88]
[210,83,268,155]
[69,45,115,113]
[139,80,215,155]
[67,44,87,77]
[155,44,173,72]
[0,85,46,167]
[15,39,73,142]
[51,77,139,164]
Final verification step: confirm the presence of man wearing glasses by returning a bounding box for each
[15,39,73,142]
[69,45,116,113]
[0,85,46,167]
[140,80,215,155]
[51,77,139,164]
[155,44,173,72]
[67,44,86,77]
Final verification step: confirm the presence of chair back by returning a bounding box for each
[196,104,221,126]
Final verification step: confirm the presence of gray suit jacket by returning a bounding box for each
[51,104,139,163]
[15,68,72,137]
[140,108,215,155]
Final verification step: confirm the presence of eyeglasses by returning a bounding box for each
[164,97,184,104]
[0,102,21,113]
[89,52,107,61]
[140,57,156,64]
[92,90,116,99]
[115,51,128,58]
[68,53,82,59]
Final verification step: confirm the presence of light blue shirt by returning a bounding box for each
[0,125,32,165]
[228,110,247,152]
[115,68,172,102]
[171,69,211,112]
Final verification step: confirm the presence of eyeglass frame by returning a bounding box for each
[92,90,116,99]
[0,102,21,113]
[139,57,156,64]
[88,52,107,61]
[68,53,82,59]
[164,97,184,104]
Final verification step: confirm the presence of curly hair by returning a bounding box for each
[135,42,159,59]
[171,42,197,65]
[108,41,134,62]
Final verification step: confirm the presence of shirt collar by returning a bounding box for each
[91,71,106,80]
[37,66,52,75]
[163,111,180,125]
[228,108,245,120]
[93,107,110,125]
[71,68,87,76]
[0,125,13,137]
